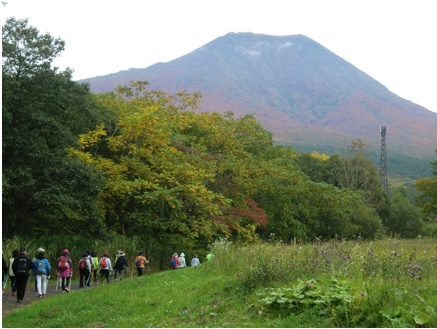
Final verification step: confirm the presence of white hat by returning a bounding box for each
[180,253,185,257]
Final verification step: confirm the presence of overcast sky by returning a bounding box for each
[2,0,437,113]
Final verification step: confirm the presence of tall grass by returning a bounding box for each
[2,238,437,327]
[206,237,437,327]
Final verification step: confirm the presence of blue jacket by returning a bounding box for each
[34,257,51,276]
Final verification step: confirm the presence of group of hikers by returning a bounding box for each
[2,247,205,304]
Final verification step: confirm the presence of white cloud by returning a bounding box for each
[277,41,293,52]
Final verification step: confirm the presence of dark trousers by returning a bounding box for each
[79,269,91,288]
[15,273,29,301]
[100,269,110,283]
[61,276,70,290]
[137,267,145,276]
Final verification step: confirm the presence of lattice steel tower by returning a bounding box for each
[380,126,388,195]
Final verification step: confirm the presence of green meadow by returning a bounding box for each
[3,238,437,328]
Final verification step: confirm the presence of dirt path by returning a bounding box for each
[2,279,88,317]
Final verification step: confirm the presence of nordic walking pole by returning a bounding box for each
[85,273,91,288]
[55,273,59,292]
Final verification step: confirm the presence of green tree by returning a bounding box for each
[334,140,388,215]
[385,192,424,238]
[415,150,437,219]
[2,17,104,237]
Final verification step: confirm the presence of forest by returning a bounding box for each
[2,17,437,265]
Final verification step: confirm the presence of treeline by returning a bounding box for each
[3,18,436,254]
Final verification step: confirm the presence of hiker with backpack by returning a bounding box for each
[78,253,92,289]
[178,252,187,269]
[8,249,19,296]
[12,248,33,303]
[114,250,128,280]
[33,250,51,298]
[90,251,99,286]
[57,249,73,293]
[99,252,112,284]
[85,251,93,287]
[135,251,148,276]
[170,253,181,270]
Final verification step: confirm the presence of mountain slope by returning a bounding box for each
[82,32,437,159]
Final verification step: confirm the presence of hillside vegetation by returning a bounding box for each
[3,239,437,328]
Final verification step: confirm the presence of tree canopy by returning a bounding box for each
[2,17,105,236]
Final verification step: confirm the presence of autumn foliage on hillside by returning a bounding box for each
[68,82,385,246]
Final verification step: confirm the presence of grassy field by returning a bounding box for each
[2,238,437,328]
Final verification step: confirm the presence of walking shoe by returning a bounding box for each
[38,294,42,298]
[42,294,46,298]
[65,287,70,293]
[17,299,22,303]
[11,292,16,296]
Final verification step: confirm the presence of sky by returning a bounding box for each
[2,0,437,113]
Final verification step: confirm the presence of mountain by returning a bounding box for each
[81,32,437,172]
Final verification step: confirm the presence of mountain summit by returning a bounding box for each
[83,32,437,158]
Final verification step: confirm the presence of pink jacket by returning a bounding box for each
[57,255,73,278]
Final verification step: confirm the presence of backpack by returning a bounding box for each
[135,257,142,267]
[79,258,87,270]
[36,259,46,274]
[58,256,69,271]
[17,258,28,273]
[99,257,108,268]
[170,258,177,267]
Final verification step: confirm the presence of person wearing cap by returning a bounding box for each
[113,250,128,280]
[178,252,187,269]
[12,248,33,303]
[57,249,73,293]
[33,250,51,298]
[99,252,112,283]
[32,247,45,292]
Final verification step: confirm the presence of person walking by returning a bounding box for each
[12,248,33,303]
[191,254,200,267]
[114,251,128,280]
[33,250,51,298]
[85,251,93,287]
[99,252,112,284]
[32,248,45,293]
[170,253,181,270]
[2,256,8,293]
[178,253,187,269]
[78,253,91,289]
[90,251,99,286]
[57,249,73,293]
[8,249,19,296]
[135,251,148,276]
